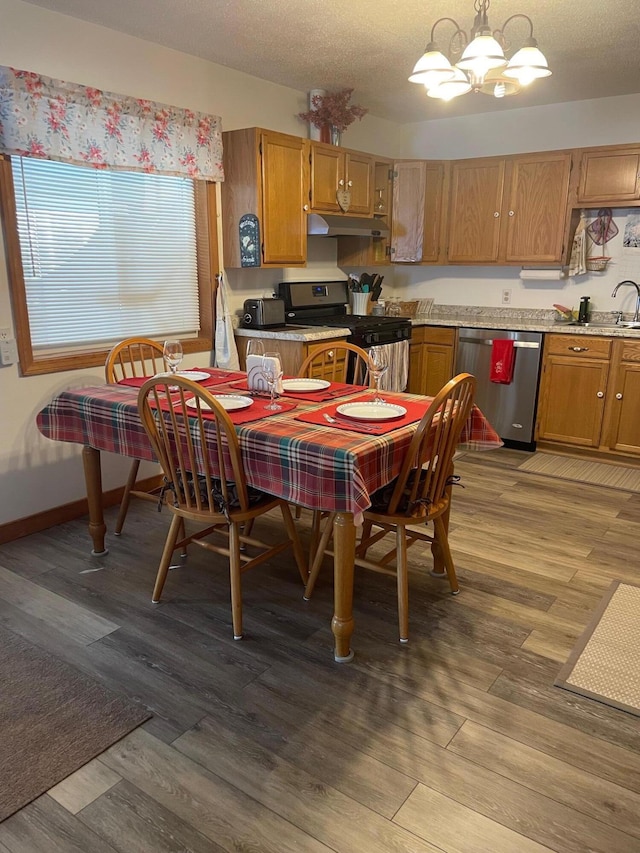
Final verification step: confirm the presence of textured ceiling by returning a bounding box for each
[23,0,640,123]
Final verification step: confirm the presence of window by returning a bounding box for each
[0,155,216,374]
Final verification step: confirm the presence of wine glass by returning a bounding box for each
[260,351,283,411]
[163,339,183,378]
[368,346,389,403]
[246,339,265,359]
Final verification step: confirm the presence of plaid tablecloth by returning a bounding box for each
[36,384,502,518]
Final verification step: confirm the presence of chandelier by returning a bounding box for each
[409,0,551,101]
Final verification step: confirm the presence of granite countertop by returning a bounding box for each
[234,325,350,343]
[411,306,640,338]
[233,308,640,340]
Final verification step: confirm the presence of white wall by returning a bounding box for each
[0,0,400,526]
[1,0,640,526]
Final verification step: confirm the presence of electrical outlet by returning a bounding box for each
[502,289,512,305]
[0,327,12,342]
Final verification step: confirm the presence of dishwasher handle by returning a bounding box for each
[458,337,540,349]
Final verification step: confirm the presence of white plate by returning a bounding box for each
[335,401,407,421]
[154,370,210,381]
[282,378,330,392]
[186,395,253,412]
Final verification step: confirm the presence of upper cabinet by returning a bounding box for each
[221,128,308,268]
[309,142,374,216]
[390,160,448,264]
[447,151,572,265]
[576,145,640,205]
[337,158,393,267]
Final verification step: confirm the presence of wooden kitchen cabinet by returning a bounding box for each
[603,339,640,456]
[407,326,456,396]
[235,333,349,377]
[538,333,640,458]
[309,142,373,216]
[337,157,393,267]
[447,152,572,265]
[221,128,308,267]
[576,144,640,205]
[390,160,448,264]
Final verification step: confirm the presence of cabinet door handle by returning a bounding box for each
[493,211,500,218]
[569,346,589,352]
[338,179,345,187]
[347,180,353,187]
[596,391,604,398]
[616,392,623,399]
[508,210,515,217]
[303,204,309,211]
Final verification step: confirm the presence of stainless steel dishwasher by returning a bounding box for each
[455,327,543,449]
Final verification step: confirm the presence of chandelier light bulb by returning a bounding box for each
[503,45,552,83]
[427,68,472,101]
[409,46,455,85]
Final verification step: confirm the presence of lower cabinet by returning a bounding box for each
[536,334,640,457]
[408,326,456,396]
[235,334,348,377]
[603,339,640,455]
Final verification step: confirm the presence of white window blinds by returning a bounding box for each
[11,157,200,350]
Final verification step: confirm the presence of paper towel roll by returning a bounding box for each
[519,269,565,280]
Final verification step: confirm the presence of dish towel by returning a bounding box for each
[490,339,516,384]
[568,210,587,277]
[214,272,240,370]
[377,340,410,392]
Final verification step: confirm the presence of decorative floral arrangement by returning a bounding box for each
[298,88,368,133]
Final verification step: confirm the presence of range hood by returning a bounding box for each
[307,213,390,238]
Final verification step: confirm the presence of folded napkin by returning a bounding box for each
[247,354,284,394]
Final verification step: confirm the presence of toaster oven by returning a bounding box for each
[242,298,285,328]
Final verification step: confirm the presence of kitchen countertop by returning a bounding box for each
[411,306,640,337]
[234,325,350,342]
[233,308,640,340]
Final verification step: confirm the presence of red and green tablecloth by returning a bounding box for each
[36,381,502,517]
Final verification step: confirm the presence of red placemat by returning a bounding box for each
[296,394,429,435]
[229,378,367,402]
[118,368,245,389]
[154,394,297,425]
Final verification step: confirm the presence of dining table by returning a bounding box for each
[36,368,502,661]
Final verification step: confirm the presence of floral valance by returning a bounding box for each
[0,66,224,181]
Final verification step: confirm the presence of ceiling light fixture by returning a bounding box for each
[409,0,551,102]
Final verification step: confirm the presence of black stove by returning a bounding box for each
[277,281,411,348]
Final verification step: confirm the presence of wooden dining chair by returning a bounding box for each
[137,375,308,639]
[297,341,372,386]
[303,373,476,643]
[296,341,374,532]
[105,337,166,534]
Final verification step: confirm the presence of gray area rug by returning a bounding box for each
[0,624,150,821]
[519,452,640,493]
[555,581,640,717]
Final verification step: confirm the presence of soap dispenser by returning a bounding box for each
[578,296,591,324]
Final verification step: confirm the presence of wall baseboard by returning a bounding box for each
[0,476,164,545]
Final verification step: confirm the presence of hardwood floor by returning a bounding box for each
[1,447,640,852]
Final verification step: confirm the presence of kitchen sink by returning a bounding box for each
[569,321,640,329]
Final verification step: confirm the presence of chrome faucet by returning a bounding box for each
[611,280,640,322]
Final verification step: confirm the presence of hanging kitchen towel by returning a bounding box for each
[490,339,516,384]
[214,273,240,370]
[568,211,587,277]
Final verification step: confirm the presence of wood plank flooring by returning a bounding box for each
[1,447,640,852]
